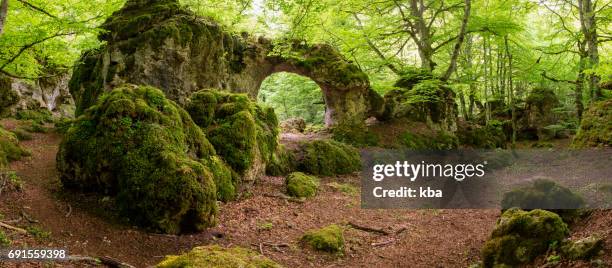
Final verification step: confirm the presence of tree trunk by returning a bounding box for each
[409,0,436,71]
[442,0,471,80]
[578,0,600,100]
[504,36,516,145]
[483,36,490,123]
[0,0,8,36]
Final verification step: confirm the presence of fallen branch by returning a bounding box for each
[21,210,39,223]
[0,221,27,234]
[371,238,395,247]
[263,193,304,203]
[395,227,408,235]
[348,221,390,235]
[69,255,136,268]
[65,204,72,218]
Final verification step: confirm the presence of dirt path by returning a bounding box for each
[7,122,608,267]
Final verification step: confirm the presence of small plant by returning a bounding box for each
[0,230,11,246]
[546,254,561,265]
[1,171,23,192]
[257,221,273,231]
[327,182,359,196]
[27,226,51,240]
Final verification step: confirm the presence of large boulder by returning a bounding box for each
[69,0,381,126]
[572,99,612,148]
[522,87,560,140]
[57,84,219,233]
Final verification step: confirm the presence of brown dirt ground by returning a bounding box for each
[0,119,610,267]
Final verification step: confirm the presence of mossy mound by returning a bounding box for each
[501,179,585,222]
[296,139,361,176]
[393,67,434,89]
[457,120,506,149]
[481,208,569,267]
[331,120,378,147]
[0,127,30,168]
[286,172,319,198]
[301,224,344,253]
[265,145,296,176]
[57,84,218,234]
[560,236,604,260]
[401,131,458,150]
[571,99,612,148]
[15,109,53,124]
[186,89,279,178]
[156,245,282,268]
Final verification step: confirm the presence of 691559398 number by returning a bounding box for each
[0,248,68,261]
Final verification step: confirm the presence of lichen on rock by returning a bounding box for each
[481,208,569,267]
[156,245,283,268]
[571,99,612,148]
[285,172,319,198]
[301,224,345,253]
[57,84,218,234]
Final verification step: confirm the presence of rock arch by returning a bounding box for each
[70,0,382,126]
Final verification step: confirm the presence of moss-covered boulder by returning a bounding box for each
[301,224,344,253]
[265,145,296,176]
[69,0,381,126]
[572,99,612,148]
[560,236,604,260]
[57,84,218,234]
[523,87,561,141]
[401,130,458,150]
[501,179,585,222]
[0,127,29,168]
[331,120,378,147]
[380,77,457,133]
[286,172,319,198]
[296,139,361,176]
[186,89,279,181]
[481,208,569,267]
[156,245,282,268]
[457,120,506,149]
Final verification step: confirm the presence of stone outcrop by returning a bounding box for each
[0,72,74,117]
[69,0,382,126]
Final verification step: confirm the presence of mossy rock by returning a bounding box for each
[286,172,319,198]
[571,99,612,148]
[15,109,53,124]
[57,84,218,234]
[186,89,279,178]
[297,139,361,176]
[457,120,506,149]
[501,179,585,222]
[0,75,18,116]
[393,67,434,89]
[331,120,378,147]
[301,224,344,253]
[265,145,296,176]
[156,245,283,268]
[481,208,569,267]
[0,127,30,168]
[201,155,238,202]
[401,131,458,150]
[560,236,604,260]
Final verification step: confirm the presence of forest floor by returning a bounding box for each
[0,119,610,267]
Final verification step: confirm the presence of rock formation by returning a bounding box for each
[0,72,74,117]
[69,0,382,126]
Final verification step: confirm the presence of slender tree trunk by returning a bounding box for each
[0,0,8,36]
[442,0,471,80]
[504,36,516,145]
[578,0,601,100]
[409,0,436,71]
[483,36,490,123]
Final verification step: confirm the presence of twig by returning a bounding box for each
[259,243,264,255]
[3,217,22,224]
[65,204,72,218]
[69,255,136,268]
[263,193,304,203]
[371,238,396,247]
[348,221,390,235]
[21,210,39,223]
[0,221,27,234]
[395,227,408,235]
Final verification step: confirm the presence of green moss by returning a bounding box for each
[11,128,32,141]
[0,127,30,168]
[501,179,585,222]
[156,245,283,268]
[331,120,378,147]
[286,172,319,198]
[457,120,506,149]
[394,67,434,89]
[481,208,569,267]
[571,99,612,148]
[15,109,53,124]
[0,75,18,116]
[560,236,604,260]
[327,182,359,196]
[201,155,238,202]
[401,131,458,150]
[208,111,257,173]
[0,230,10,246]
[301,224,345,253]
[25,121,49,133]
[525,87,559,113]
[57,84,217,234]
[265,145,296,176]
[297,139,361,176]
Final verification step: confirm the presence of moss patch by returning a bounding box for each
[481,208,569,267]
[15,109,53,124]
[457,120,506,149]
[501,179,585,222]
[265,145,296,176]
[401,131,458,150]
[297,139,361,176]
[331,120,378,147]
[560,236,604,260]
[0,127,30,168]
[286,172,319,198]
[57,84,217,234]
[571,99,612,148]
[156,245,282,268]
[0,230,11,246]
[301,224,344,253]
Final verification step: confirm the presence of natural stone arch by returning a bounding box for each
[69,0,382,126]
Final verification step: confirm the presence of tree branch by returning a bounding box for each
[0,32,75,71]
[541,71,578,85]
[16,0,57,19]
